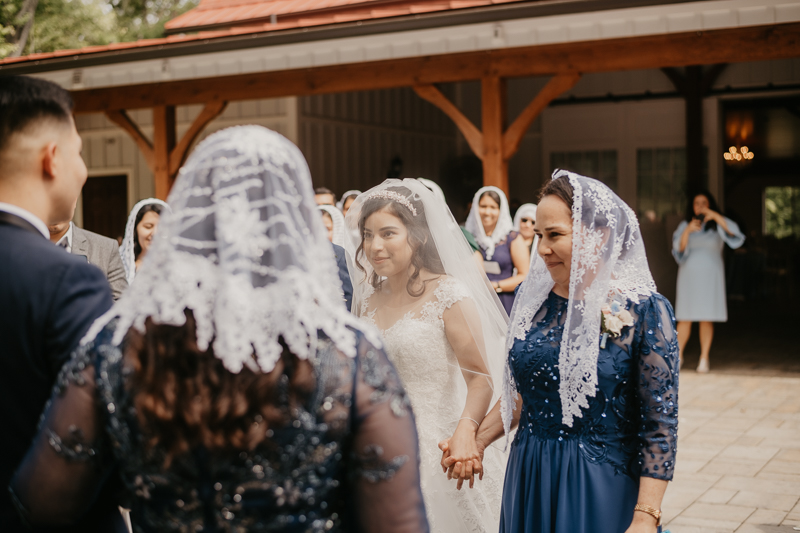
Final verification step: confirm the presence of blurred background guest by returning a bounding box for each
[513,203,537,255]
[49,207,128,300]
[320,204,353,311]
[673,190,745,372]
[319,204,346,247]
[10,125,428,533]
[120,198,168,285]
[465,186,529,314]
[337,189,361,217]
[315,186,336,206]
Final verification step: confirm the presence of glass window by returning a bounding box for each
[550,150,617,191]
[764,186,800,239]
[636,147,706,220]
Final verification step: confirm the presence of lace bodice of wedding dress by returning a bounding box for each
[361,277,504,533]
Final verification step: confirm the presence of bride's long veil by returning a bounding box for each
[343,178,509,417]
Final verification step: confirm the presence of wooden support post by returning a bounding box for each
[662,64,726,195]
[415,73,580,195]
[153,105,176,200]
[482,76,507,192]
[105,110,154,170]
[107,101,227,200]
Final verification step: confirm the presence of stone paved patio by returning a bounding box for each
[663,371,800,532]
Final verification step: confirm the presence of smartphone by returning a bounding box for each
[695,214,705,222]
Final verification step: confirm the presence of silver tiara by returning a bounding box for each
[365,190,417,216]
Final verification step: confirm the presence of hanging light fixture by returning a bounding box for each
[723,146,755,162]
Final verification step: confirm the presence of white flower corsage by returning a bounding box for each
[600,298,634,349]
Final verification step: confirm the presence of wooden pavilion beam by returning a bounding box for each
[106,101,227,199]
[414,73,580,193]
[413,84,483,157]
[482,76,507,191]
[104,109,154,169]
[72,23,800,114]
[502,73,581,159]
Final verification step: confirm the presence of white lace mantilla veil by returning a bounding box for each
[120,198,170,284]
[513,203,538,231]
[336,189,361,211]
[82,125,375,374]
[501,170,657,438]
[319,204,347,248]
[343,178,509,405]
[464,186,514,260]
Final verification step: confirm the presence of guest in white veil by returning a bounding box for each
[337,189,361,216]
[344,178,508,533]
[465,186,529,314]
[119,198,169,284]
[512,203,537,254]
[319,204,347,247]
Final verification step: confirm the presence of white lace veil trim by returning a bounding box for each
[336,190,362,211]
[319,205,346,247]
[501,170,656,438]
[83,125,376,374]
[513,203,537,231]
[120,198,170,285]
[344,179,510,405]
[464,186,514,260]
[417,178,446,204]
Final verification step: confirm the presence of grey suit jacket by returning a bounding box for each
[72,225,128,300]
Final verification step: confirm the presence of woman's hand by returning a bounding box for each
[686,218,703,233]
[624,512,659,533]
[438,423,486,489]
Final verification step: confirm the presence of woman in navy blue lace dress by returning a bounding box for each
[442,171,678,533]
[9,126,428,533]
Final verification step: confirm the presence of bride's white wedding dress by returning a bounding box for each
[360,276,505,533]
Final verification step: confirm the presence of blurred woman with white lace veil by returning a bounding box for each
[319,203,347,247]
[10,126,428,533]
[444,171,679,533]
[344,179,508,533]
[119,198,169,284]
[465,187,530,314]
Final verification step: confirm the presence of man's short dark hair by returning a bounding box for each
[0,75,74,154]
[315,187,336,201]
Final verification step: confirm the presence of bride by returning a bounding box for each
[344,179,508,532]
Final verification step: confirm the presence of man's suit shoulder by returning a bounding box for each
[0,224,92,277]
[74,226,119,250]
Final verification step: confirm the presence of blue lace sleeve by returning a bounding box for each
[634,294,679,481]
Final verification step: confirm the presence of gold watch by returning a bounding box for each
[634,503,662,526]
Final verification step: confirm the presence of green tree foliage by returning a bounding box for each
[0,0,198,58]
[765,186,800,240]
[111,0,196,41]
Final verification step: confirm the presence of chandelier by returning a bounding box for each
[723,146,754,162]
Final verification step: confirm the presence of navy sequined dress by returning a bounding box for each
[501,291,679,533]
[9,323,429,533]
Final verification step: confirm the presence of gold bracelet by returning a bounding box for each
[634,503,662,526]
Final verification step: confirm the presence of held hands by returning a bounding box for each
[437,424,486,490]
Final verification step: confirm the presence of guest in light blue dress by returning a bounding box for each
[440,171,679,533]
[672,190,744,373]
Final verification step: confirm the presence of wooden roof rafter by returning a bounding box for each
[70,22,800,114]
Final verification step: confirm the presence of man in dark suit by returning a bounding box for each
[332,243,353,312]
[49,218,129,300]
[0,76,123,531]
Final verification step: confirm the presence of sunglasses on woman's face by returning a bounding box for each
[521,218,534,224]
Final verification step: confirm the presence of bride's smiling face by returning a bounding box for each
[534,194,573,294]
[363,208,415,278]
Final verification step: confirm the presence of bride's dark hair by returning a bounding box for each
[356,186,445,297]
[126,310,314,467]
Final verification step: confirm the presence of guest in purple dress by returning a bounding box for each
[465,186,530,314]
